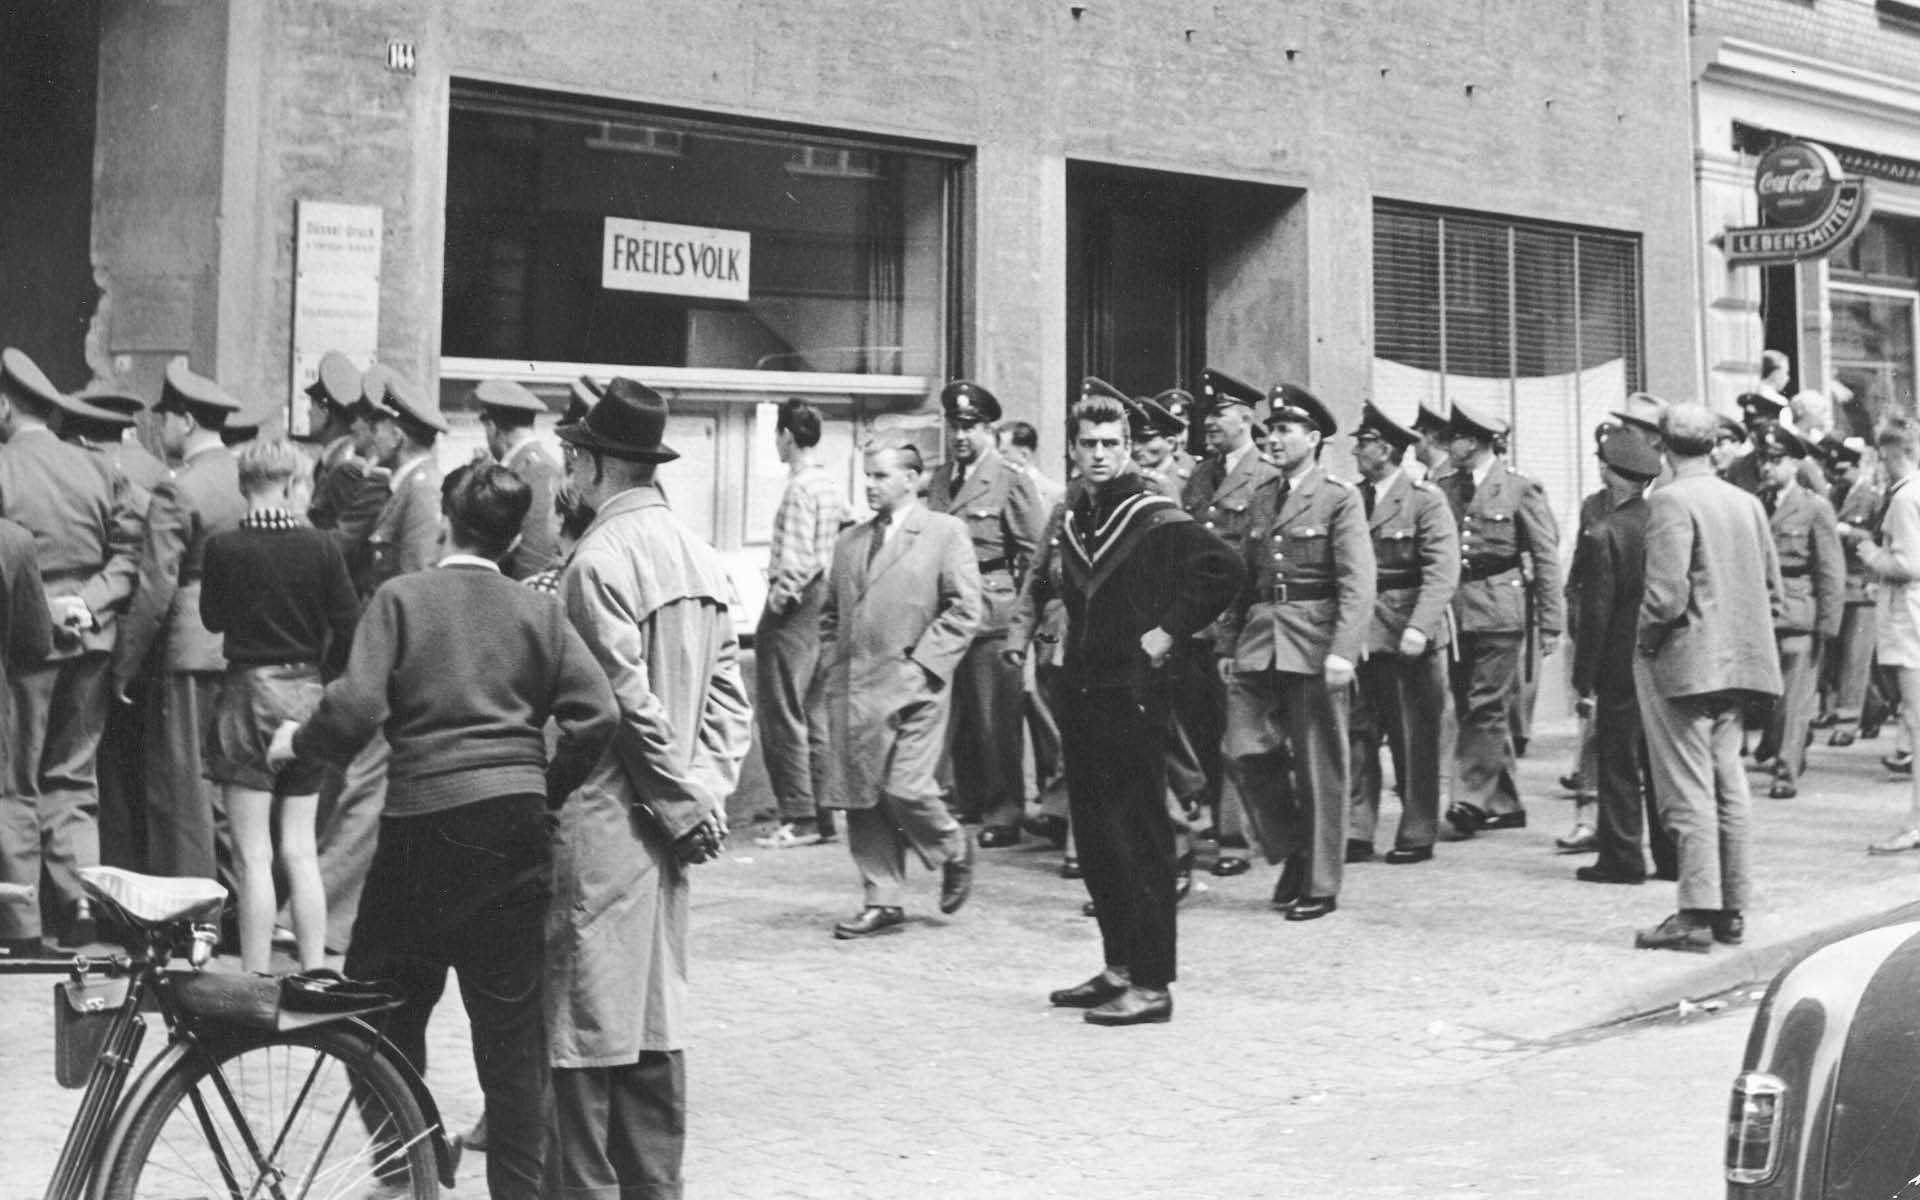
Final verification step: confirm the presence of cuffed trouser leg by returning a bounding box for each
[549,1054,686,1200]
[1592,688,1648,879]
[1451,632,1524,817]
[316,733,387,954]
[1770,633,1817,782]
[753,582,827,822]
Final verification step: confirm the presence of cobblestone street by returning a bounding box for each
[4,721,1918,1197]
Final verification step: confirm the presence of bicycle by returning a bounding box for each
[3,865,456,1199]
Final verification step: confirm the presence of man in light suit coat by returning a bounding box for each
[1347,402,1459,865]
[1634,402,1783,953]
[819,442,983,939]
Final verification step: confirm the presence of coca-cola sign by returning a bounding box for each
[1755,141,1842,226]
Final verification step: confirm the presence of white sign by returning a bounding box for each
[602,217,750,302]
[291,201,383,435]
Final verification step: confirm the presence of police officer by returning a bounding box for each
[1409,399,1453,484]
[1136,388,1197,497]
[303,351,386,545]
[1440,397,1563,836]
[111,362,246,884]
[1218,385,1375,920]
[1756,424,1843,799]
[1347,401,1459,866]
[1828,438,1882,746]
[473,378,561,580]
[927,380,1046,847]
[1179,370,1282,876]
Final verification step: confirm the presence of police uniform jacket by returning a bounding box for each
[1008,493,1075,670]
[928,447,1044,637]
[0,427,128,659]
[308,436,387,547]
[1363,470,1458,656]
[1769,482,1844,638]
[1837,475,1885,604]
[1445,458,1563,638]
[500,437,561,581]
[363,454,442,597]
[1219,465,1375,673]
[1182,445,1283,557]
[1166,449,1197,497]
[112,444,244,686]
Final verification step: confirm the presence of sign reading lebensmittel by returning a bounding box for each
[1720,140,1873,268]
[290,200,383,436]
[602,217,751,302]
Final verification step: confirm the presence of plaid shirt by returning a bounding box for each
[766,462,845,613]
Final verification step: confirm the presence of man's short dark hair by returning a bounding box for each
[777,398,822,449]
[865,440,923,474]
[1878,416,1920,460]
[1069,395,1129,438]
[441,463,532,559]
[1660,401,1720,458]
[1002,420,1040,452]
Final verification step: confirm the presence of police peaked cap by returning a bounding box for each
[1353,401,1418,450]
[1823,435,1864,468]
[1198,368,1262,413]
[1265,383,1336,438]
[224,391,283,438]
[471,378,548,416]
[1598,426,1662,481]
[305,351,363,410]
[1151,389,1194,431]
[1759,424,1812,459]
[564,376,604,428]
[1447,396,1510,441]
[1716,414,1747,444]
[1133,395,1186,440]
[940,379,1001,425]
[158,360,241,426]
[362,364,449,435]
[1080,376,1130,406]
[0,348,63,413]
[1737,390,1786,426]
[1412,399,1452,436]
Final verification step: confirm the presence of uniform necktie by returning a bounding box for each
[867,511,891,569]
[1457,474,1476,507]
[951,464,967,496]
[1360,480,1377,518]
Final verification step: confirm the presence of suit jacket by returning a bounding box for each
[500,437,561,581]
[1444,457,1563,637]
[0,426,128,659]
[928,448,1043,636]
[363,455,442,596]
[1637,462,1784,701]
[1363,470,1458,655]
[1572,494,1648,698]
[816,504,982,811]
[112,444,243,685]
[1562,488,1611,642]
[1221,465,1376,673]
[550,483,752,1063]
[1837,474,1885,603]
[1768,483,1844,637]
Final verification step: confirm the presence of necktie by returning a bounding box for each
[1457,474,1476,507]
[950,464,967,497]
[1360,480,1376,519]
[866,511,891,569]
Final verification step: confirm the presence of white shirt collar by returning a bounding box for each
[878,500,917,541]
[1372,467,1403,495]
[1471,457,1495,488]
[1224,442,1256,476]
[438,553,500,572]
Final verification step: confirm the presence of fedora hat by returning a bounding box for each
[556,376,678,462]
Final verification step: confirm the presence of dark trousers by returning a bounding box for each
[2,652,109,939]
[1350,649,1450,851]
[1450,632,1525,818]
[1060,683,1176,990]
[549,1053,686,1200]
[1592,687,1676,879]
[753,581,831,824]
[944,631,1025,829]
[96,677,148,871]
[344,792,552,1200]
[144,671,229,885]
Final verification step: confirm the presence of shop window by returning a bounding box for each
[443,82,962,379]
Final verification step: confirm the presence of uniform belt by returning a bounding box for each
[1376,570,1423,591]
[1461,555,1522,582]
[1780,565,1812,579]
[977,556,1011,574]
[1258,580,1337,604]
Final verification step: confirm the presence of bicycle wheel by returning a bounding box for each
[98,1024,441,1200]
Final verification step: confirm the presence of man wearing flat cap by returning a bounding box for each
[1180,369,1283,875]
[1439,396,1563,837]
[1754,425,1844,800]
[1569,428,1674,886]
[474,378,561,580]
[112,361,246,888]
[0,348,133,951]
[926,379,1046,848]
[1217,385,1375,920]
[1346,401,1459,867]
[547,376,751,1198]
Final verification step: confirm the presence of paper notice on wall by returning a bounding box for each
[602,217,751,302]
[291,201,383,435]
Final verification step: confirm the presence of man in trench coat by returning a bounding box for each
[818,441,983,938]
[548,378,753,1199]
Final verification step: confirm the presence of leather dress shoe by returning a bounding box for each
[832,906,905,939]
[1445,802,1486,836]
[1270,857,1304,910]
[1211,855,1250,877]
[1554,825,1597,853]
[1811,712,1839,730]
[1286,895,1337,922]
[1050,971,1129,1009]
[1023,813,1068,848]
[1344,839,1375,864]
[1575,864,1645,885]
[1634,913,1712,953]
[978,825,1022,849]
[1829,728,1857,748]
[939,833,975,915]
[1384,845,1433,865]
[1478,810,1527,831]
[1059,856,1082,880]
[1084,985,1172,1026]
[1558,772,1589,794]
[1768,777,1797,799]
[1887,750,1915,777]
[1712,911,1745,946]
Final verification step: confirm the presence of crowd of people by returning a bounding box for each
[0,331,1914,1193]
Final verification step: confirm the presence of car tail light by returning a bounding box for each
[1727,1072,1787,1185]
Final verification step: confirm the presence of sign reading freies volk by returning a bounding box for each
[1720,141,1872,267]
[602,217,751,302]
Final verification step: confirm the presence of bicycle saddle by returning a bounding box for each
[79,866,226,929]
